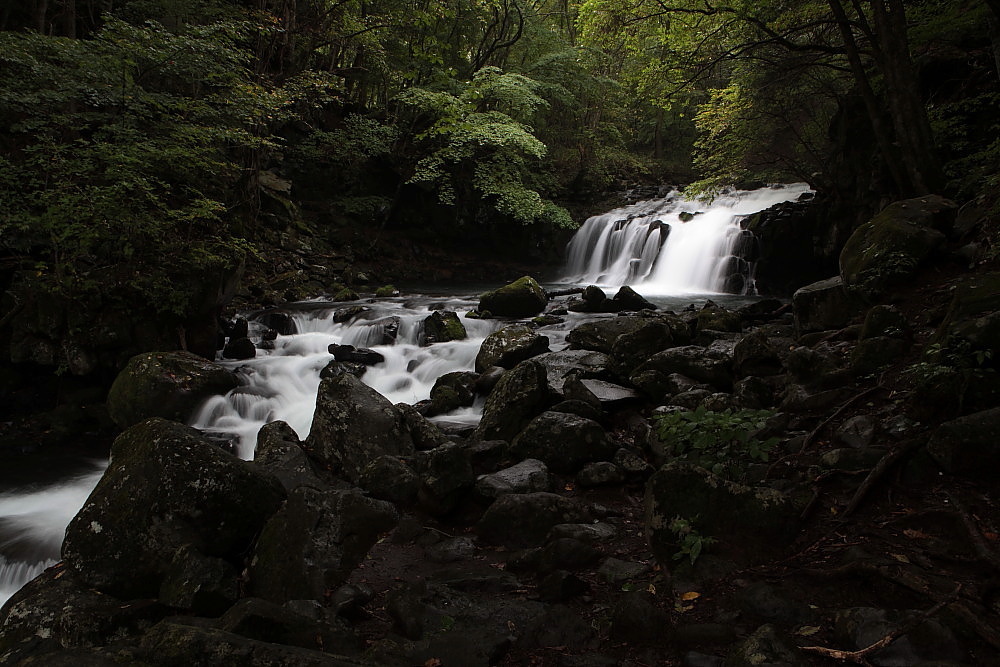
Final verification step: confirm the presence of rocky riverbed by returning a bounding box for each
[2,195,1000,666]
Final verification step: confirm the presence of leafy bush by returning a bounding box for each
[654,407,779,479]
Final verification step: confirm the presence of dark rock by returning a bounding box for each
[926,407,1000,479]
[158,544,239,616]
[576,461,625,487]
[597,557,651,584]
[833,607,966,666]
[219,597,359,654]
[614,447,655,481]
[256,311,298,336]
[533,349,614,395]
[645,463,802,566]
[511,411,615,474]
[475,360,550,442]
[840,196,953,300]
[835,415,877,449]
[249,487,398,603]
[696,306,742,333]
[332,305,368,323]
[611,286,657,311]
[735,581,814,626]
[849,336,909,375]
[725,624,808,666]
[609,319,678,377]
[610,592,670,644]
[934,271,1000,357]
[859,304,910,340]
[306,373,414,483]
[468,439,509,474]
[223,337,257,360]
[106,351,239,429]
[733,376,776,409]
[792,276,864,335]
[733,330,782,377]
[477,492,591,548]
[579,378,641,407]
[566,316,650,354]
[396,402,450,451]
[475,325,549,373]
[631,345,734,396]
[320,360,367,380]
[357,455,420,505]
[328,344,384,366]
[549,398,605,422]
[422,310,467,345]
[427,371,478,416]
[371,316,401,344]
[254,421,336,493]
[478,275,548,317]
[424,537,477,563]
[537,570,589,602]
[417,442,475,515]
[548,522,618,543]
[62,419,284,599]
[476,458,551,499]
[537,538,602,573]
[473,365,505,395]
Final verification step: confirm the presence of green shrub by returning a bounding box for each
[654,407,779,479]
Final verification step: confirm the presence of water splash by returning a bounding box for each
[562,184,813,295]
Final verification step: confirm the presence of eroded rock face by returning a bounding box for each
[106,351,239,429]
[249,487,398,604]
[478,275,548,317]
[61,418,285,599]
[306,373,414,482]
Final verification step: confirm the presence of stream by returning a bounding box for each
[0,183,811,607]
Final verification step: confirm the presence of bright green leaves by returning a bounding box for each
[654,407,780,480]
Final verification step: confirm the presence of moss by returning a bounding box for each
[375,284,398,297]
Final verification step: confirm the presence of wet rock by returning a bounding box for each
[475,360,550,442]
[697,305,742,333]
[256,311,298,336]
[478,275,548,318]
[320,360,367,380]
[840,195,953,300]
[475,325,549,373]
[106,351,239,429]
[427,371,477,416]
[549,398,604,422]
[631,345,734,395]
[250,487,398,603]
[792,276,864,335]
[645,463,802,566]
[533,349,613,395]
[62,419,284,599]
[477,492,592,548]
[306,373,414,482]
[223,337,257,360]
[609,318,678,377]
[725,624,808,666]
[476,458,551,499]
[332,304,368,323]
[568,285,610,312]
[254,421,336,493]
[511,411,615,474]
[926,407,1000,479]
[835,415,877,449]
[422,310,467,345]
[597,557,652,584]
[614,447,655,482]
[396,402,450,451]
[328,344,384,366]
[566,316,650,354]
[610,285,657,311]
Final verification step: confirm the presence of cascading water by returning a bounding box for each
[0,460,106,605]
[190,295,506,458]
[562,183,813,295]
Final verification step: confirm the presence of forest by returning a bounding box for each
[3,2,1000,665]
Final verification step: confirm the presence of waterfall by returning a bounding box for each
[562,184,813,295]
[0,461,106,606]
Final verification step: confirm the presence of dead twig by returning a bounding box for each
[799,385,884,454]
[799,584,961,664]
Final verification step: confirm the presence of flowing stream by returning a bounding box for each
[0,184,808,607]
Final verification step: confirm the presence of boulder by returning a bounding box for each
[249,487,398,603]
[791,276,863,335]
[416,442,475,515]
[306,373,414,482]
[568,285,610,312]
[610,286,657,311]
[476,458,551,499]
[732,330,782,378]
[478,276,548,317]
[926,407,1000,479]
[696,305,742,333]
[839,196,953,300]
[219,597,359,654]
[475,360,550,442]
[357,455,420,505]
[859,304,910,340]
[631,345,734,395]
[254,421,336,493]
[106,351,239,429]
[223,337,257,360]
[396,402,450,450]
[158,544,240,616]
[645,463,802,566]
[477,492,592,548]
[328,344,384,366]
[474,325,549,373]
[422,310,467,345]
[62,418,285,599]
[533,349,613,395]
[933,271,1000,357]
[427,371,478,416]
[849,336,909,375]
[609,319,679,377]
[566,316,649,354]
[511,411,616,474]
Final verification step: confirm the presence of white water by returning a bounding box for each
[0,460,106,605]
[190,296,504,459]
[562,183,813,295]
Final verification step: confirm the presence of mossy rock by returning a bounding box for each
[933,271,1000,358]
[422,310,467,345]
[475,324,549,373]
[106,351,239,429]
[478,276,548,318]
[333,287,360,301]
[375,284,399,297]
[839,196,953,300]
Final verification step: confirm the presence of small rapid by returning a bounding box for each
[562,183,813,294]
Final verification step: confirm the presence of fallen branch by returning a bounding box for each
[799,385,884,453]
[799,584,961,664]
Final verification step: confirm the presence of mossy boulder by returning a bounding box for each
[475,360,550,442]
[478,276,548,318]
[61,418,285,599]
[475,324,549,373]
[510,411,615,474]
[106,350,239,429]
[422,310,467,345]
[839,196,953,300]
[566,315,651,354]
[792,276,864,335]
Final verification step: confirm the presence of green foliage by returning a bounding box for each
[655,407,779,479]
[669,515,717,565]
